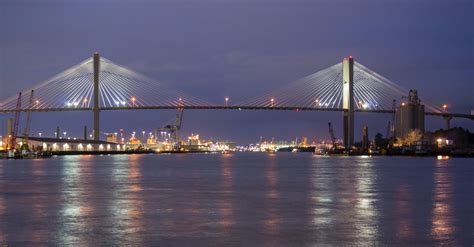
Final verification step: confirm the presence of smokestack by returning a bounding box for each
[84,125,88,140]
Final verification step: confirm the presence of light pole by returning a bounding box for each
[270,98,274,107]
[442,104,448,111]
[225,97,229,106]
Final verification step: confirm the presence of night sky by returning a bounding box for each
[1,0,473,144]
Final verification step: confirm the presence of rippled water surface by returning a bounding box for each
[0,153,472,246]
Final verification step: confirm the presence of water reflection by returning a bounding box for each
[110,154,144,245]
[262,153,280,241]
[59,155,95,245]
[28,159,48,244]
[354,157,378,243]
[219,153,235,228]
[0,163,5,242]
[310,156,378,244]
[0,154,470,245]
[310,155,334,241]
[431,160,455,243]
[395,184,412,239]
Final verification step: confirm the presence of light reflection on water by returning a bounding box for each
[219,153,235,228]
[262,153,280,241]
[431,160,455,244]
[0,153,471,246]
[396,184,413,239]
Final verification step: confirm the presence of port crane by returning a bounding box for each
[9,92,22,150]
[328,122,338,151]
[22,90,35,149]
[156,108,184,149]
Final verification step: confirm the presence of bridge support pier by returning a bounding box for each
[93,52,100,141]
[443,115,452,130]
[342,56,354,149]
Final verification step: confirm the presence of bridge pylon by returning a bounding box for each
[93,52,100,141]
[342,56,354,149]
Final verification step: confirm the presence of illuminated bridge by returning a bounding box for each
[1,53,472,147]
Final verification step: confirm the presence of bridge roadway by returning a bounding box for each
[1,105,473,120]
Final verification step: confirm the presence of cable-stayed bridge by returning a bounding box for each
[1,53,472,146]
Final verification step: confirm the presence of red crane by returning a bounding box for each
[10,92,22,150]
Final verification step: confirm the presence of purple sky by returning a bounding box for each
[1,0,473,143]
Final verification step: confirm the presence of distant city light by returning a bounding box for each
[442,104,448,111]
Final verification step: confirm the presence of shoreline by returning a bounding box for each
[2,150,473,159]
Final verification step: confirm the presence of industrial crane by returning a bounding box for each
[9,92,22,150]
[22,90,35,149]
[156,108,184,149]
[328,122,337,151]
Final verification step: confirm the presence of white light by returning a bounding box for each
[121,101,126,105]
[66,102,72,107]
[363,103,369,109]
[73,102,79,107]
[115,101,120,106]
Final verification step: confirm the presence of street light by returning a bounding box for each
[270,98,275,107]
[131,97,136,106]
[38,132,42,137]
[442,104,448,111]
[225,97,229,106]
[63,132,67,138]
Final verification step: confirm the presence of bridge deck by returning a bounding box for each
[1,106,472,119]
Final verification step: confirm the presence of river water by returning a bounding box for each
[0,153,472,246]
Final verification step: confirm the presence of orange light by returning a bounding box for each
[225,97,229,101]
[401,102,406,106]
[131,97,136,101]
[83,98,88,102]
[35,100,39,104]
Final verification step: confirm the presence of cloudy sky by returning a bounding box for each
[1,0,473,143]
